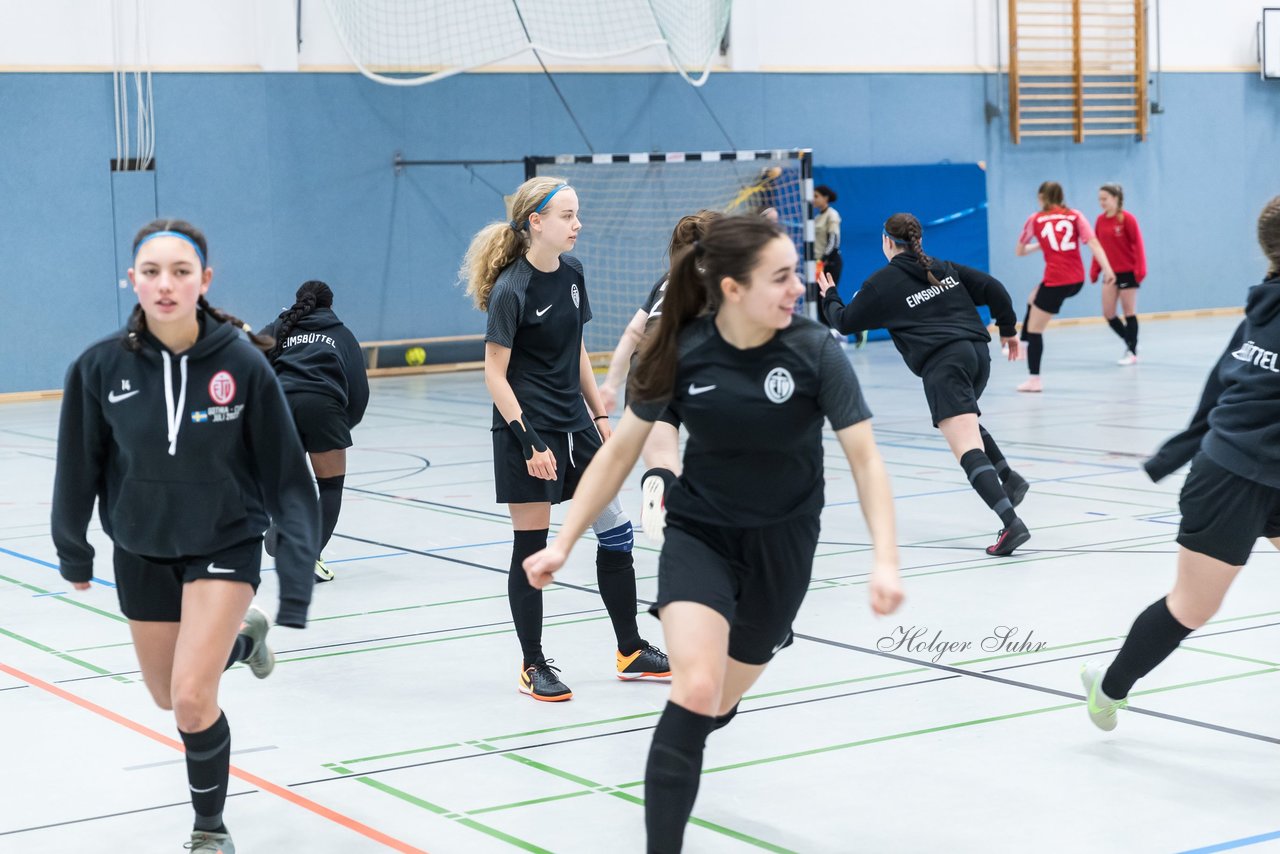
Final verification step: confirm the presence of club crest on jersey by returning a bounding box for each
[571,282,580,309]
[208,371,236,405]
[764,367,795,404]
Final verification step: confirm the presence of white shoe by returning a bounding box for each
[640,473,668,546]
[1117,351,1138,366]
[240,606,274,679]
[1080,661,1127,731]
[314,557,335,583]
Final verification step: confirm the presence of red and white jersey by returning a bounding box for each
[1019,207,1095,286]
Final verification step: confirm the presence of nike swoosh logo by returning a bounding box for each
[107,390,140,403]
[536,305,553,316]
[687,383,716,395]
[189,784,220,793]
[207,566,237,575]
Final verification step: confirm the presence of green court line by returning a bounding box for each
[464,789,595,816]
[355,776,553,853]
[0,572,128,624]
[0,626,129,683]
[309,591,541,623]
[332,605,1280,769]
[65,640,135,653]
[1179,646,1280,668]
[680,666,1280,779]
[492,749,797,852]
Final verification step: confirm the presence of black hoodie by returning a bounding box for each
[820,253,1018,376]
[260,308,369,427]
[51,313,320,627]
[1144,277,1280,487]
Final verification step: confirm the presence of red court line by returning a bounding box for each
[0,661,429,853]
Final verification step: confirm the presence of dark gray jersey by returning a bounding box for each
[631,315,871,526]
[486,254,592,432]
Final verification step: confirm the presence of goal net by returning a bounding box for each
[526,149,815,354]
[320,0,733,86]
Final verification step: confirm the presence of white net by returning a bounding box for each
[529,150,814,354]
[320,0,733,86]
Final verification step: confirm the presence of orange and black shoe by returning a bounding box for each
[617,644,672,680]
[518,659,573,702]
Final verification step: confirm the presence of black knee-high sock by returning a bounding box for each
[1123,315,1138,353]
[646,702,716,853]
[315,475,345,551]
[1106,316,1127,341]
[223,634,252,672]
[978,426,1012,482]
[960,449,1017,526]
[712,702,739,731]
[509,529,549,667]
[597,546,644,655]
[1101,597,1192,699]
[1019,305,1032,341]
[179,712,231,833]
[1024,332,1044,375]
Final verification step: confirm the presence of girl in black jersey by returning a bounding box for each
[821,213,1033,556]
[1080,196,1280,732]
[462,176,669,702]
[524,215,903,852]
[598,211,720,544]
[259,280,369,583]
[51,219,320,854]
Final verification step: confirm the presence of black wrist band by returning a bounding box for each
[508,419,547,461]
[593,415,608,421]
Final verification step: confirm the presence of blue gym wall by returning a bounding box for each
[2,70,1277,392]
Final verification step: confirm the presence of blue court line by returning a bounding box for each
[1176,829,1280,853]
[0,546,116,588]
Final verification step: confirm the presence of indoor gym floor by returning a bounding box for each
[2,314,1277,854]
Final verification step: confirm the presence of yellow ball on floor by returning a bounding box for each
[405,346,426,366]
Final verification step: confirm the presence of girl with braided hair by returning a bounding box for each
[258,280,369,582]
[820,213,1033,556]
[52,219,320,854]
[462,175,669,702]
[1080,195,1280,732]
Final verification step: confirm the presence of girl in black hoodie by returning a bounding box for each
[820,213,1032,556]
[52,219,319,854]
[260,281,369,582]
[1080,195,1280,732]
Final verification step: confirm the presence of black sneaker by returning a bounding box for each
[519,659,573,702]
[617,644,672,680]
[1003,471,1030,508]
[986,519,1031,556]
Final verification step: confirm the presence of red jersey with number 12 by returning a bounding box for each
[1020,207,1095,287]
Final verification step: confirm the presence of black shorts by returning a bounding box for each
[113,538,262,622]
[650,514,821,665]
[1177,452,1280,566]
[493,423,605,504]
[286,392,352,453]
[1032,282,1084,314]
[822,251,843,286]
[1114,271,1140,290]
[919,341,991,427]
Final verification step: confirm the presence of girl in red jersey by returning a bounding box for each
[1014,181,1116,392]
[1090,183,1148,365]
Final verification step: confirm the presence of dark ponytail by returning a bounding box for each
[630,215,786,403]
[268,280,334,362]
[884,213,941,287]
[123,217,271,353]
